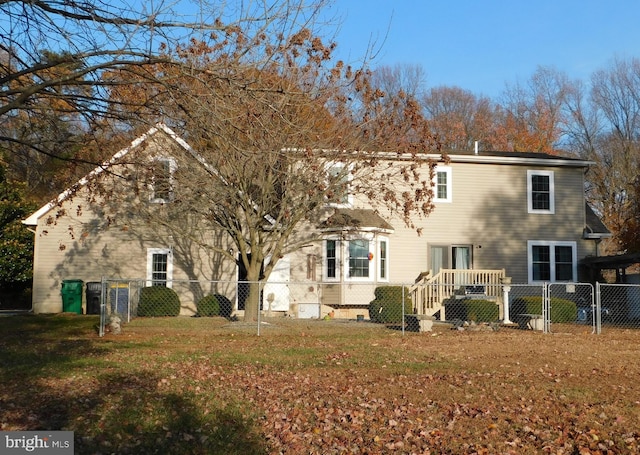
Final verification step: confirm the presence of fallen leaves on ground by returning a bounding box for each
[1,316,639,454]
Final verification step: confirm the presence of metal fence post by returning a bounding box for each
[257,281,262,336]
[543,283,550,334]
[595,281,602,335]
[401,286,405,336]
[99,277,106,337]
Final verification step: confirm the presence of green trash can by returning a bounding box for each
[61,279,84,314]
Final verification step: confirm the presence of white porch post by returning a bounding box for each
[501,276,512,324]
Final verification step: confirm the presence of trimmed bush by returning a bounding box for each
[368,286,413,323]
[197,295,220,316]
[511,296,576,323]
[138,286,181,317]
[445,299,499,322]
[197,294,233,318]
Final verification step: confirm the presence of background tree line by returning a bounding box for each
[2,0,639,310]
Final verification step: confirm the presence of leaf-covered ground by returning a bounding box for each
[1,314,639,454]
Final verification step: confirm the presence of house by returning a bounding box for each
[23,125,610,319]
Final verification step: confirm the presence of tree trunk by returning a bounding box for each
[242,262,263,322]
[243,281,261,322]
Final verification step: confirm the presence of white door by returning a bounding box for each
[263,256,290,312]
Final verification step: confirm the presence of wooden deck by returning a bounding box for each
[411,269,506,319]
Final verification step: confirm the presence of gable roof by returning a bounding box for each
[23,123,196,226]
[584,203,611,239]
[23,123,281,228]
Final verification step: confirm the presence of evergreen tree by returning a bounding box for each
[0,164,36,308]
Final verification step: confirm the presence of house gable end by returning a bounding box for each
[23,124,196,226]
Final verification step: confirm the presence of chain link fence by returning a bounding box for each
[96,279,640,336]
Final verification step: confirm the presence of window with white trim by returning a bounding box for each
[378,237,389,281]
[433,166,452,203]
[326,162,353,206]
[527,241,576,282]
[324,234,387,282]
[147,248,173,287]
[150,157,176,203]
[348,239,370,278]
[324,239,339,281]
[527,170,554,214]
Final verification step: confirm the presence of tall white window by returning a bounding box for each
[378,237,389,281]
[150,157,176,203]
[324,239,339,281]
[348,239,370,278]
[527,170,554,214]
[326,162,353,206]
[147,248,173,287]
[433,166,452,203]
[528,241,576,282]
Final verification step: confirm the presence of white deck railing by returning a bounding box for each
[411,269,506,317]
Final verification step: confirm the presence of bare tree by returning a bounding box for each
[497,66,569,153]
[565,57,640,254]
[0,0,340,176]
[60,14,438,320]
[421,86,498,151]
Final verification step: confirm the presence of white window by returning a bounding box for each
[324,239,340,281]
[146,248,173,287]
[149,157,176,203]
[326,162,353,206]
[378,237,389,281]
[527,170,554,214]
[324,234,387,282]
[527,241,576,283]
[433,166,452,203]
[348,239,370,279]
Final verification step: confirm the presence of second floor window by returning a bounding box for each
[150,158,176,203]
[528,170,554,214]
[433,166,452,203]
[326,163,352,206]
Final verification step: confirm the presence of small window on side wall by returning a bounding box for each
[147,248,173,287]
[150,158,176,203]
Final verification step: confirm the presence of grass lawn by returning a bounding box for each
[1,314,639,454]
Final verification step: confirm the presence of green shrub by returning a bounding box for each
[445,299,499,322]
[197,295,220,316]
[511,296,576,323]
[368,286,413,323]
[197,294,233,318]
[138,286,181,317]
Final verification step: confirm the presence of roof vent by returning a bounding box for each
[474,141,479,155]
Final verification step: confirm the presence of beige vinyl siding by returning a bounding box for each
[28,127,597,314]
[31,184,237,314]
[350,160,592,285]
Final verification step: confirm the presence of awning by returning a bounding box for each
[319,208,394,232]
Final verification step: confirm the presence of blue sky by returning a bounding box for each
[324,0,640,99]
